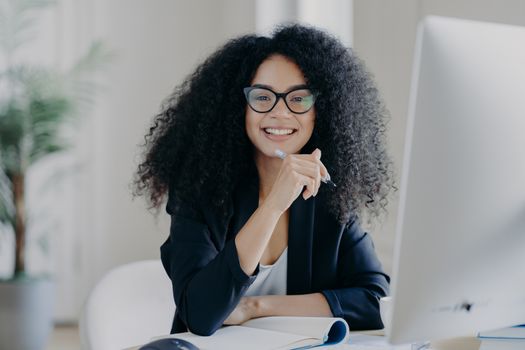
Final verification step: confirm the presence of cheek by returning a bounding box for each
[304,112,316,135]
[245,109,260,140]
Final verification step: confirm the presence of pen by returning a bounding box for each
[274,149,337,188]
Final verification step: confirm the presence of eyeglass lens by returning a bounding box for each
[246,87,315,114]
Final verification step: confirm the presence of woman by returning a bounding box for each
[134,24,395,336]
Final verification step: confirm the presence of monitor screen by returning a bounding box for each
[388,16,525,344]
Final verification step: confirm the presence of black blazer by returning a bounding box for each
[160,178,389,336]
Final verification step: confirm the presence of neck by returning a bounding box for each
[254,151,282,202]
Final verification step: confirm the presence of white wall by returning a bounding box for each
[76,0,256,320]
[353,0,525,275]
[256,0,353,46]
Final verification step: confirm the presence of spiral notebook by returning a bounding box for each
[152,316,350,350]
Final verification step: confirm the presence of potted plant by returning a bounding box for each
[0,1,111,349]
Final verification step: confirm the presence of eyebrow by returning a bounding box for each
[251,83,309,92]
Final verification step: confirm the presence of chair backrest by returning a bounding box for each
[80,260,175,350]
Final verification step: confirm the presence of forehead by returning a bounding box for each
[251,54,307,91]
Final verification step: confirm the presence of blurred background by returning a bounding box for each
[0,0,523,348]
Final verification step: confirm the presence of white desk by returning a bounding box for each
[126,332,480,350]
[350,330,480,349]
[430,337,480,350]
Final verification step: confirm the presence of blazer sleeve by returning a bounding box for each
[160,197,258,336]
[320,218,390,330]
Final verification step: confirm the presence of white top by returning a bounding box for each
[244,248,288,296]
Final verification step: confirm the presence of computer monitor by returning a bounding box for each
[387,16,525,344]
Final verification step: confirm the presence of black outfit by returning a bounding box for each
[160,177,389,336]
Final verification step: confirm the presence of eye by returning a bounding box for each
[290,96,304,102]
[288,91,313,105]
[255,95,271,101]
[249,88,275,103]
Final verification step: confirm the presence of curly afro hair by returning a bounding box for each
[133,24,396,225]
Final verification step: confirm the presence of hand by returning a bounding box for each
[264,148,330,214]
[223,297,257,325]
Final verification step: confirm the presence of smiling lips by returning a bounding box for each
[262,127,297,141]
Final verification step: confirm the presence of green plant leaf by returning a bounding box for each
[0,0,113,276]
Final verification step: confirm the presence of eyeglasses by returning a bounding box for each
[243,85,316,114]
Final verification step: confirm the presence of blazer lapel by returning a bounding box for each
[229,178,259,239]
[287,195,315,294]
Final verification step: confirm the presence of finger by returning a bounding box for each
[291,161,322,191]
[312,148,321,160]
[291,163,321,185]
[319,162,329,182]
[291,164,321,197]
[302,188,312,200]
[290,157,322,171]
[302,151,331,182]
[297,173,316,200]
[298,161,321,196]
[308,175,317,199]
[289,153,329,184]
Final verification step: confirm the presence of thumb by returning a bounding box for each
[312,148,321,160]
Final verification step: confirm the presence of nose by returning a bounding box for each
[269,97,291,116]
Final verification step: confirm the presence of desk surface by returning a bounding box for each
[126,331,481,350]
[354,330,480,350]
[429,336,480,350]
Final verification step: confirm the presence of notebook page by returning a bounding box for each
[243,316,350,344]
[155,325,322,350]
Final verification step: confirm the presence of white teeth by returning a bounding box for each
[264,128,294,135]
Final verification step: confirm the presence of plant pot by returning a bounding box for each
[0,277,55,350]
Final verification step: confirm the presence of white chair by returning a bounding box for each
[80,260,175,350]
